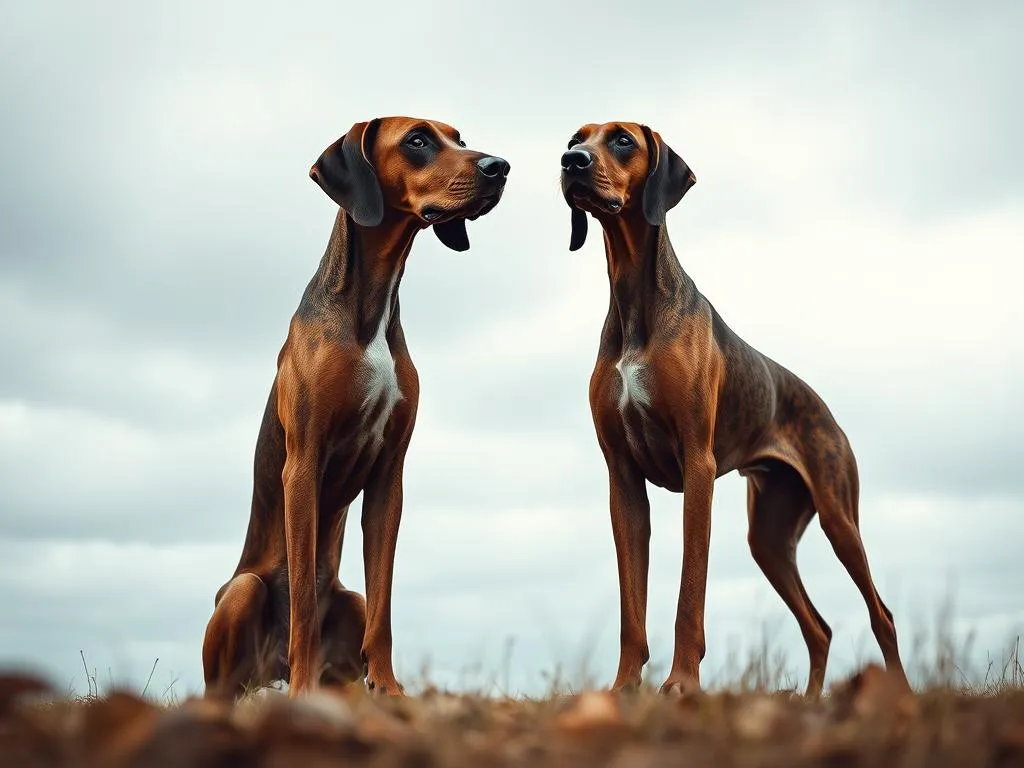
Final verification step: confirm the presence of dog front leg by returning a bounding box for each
[282,448,320,697]
[359,448,408,696]
[607,457,652,691]
[662,451,716,695]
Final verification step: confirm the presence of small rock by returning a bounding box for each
[732,696,783,741]
[553,690,631,741]
[356,709,419,745]
[830,664,919,723]
[0,673,53,717]
[71,691,162,765]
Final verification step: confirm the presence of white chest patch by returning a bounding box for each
[615,354,651,413]
[615,352,652,452]
[360,293,403,445]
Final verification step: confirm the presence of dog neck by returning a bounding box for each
[598,213,700,353]
[307,208,422,346]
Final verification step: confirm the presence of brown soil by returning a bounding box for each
[2,665,1023,767]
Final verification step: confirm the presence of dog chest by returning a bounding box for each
[358,304,402,444]
[615,353,651,414]
[615,353,656,456]
[610,352,684,491]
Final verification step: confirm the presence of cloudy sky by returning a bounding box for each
[1,0,1021,699]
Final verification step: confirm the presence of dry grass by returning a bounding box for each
[1,633,1022,768]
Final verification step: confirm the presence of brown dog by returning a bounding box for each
[560,122,908,697]
[202,117,510,699]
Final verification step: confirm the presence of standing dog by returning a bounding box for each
[560,122,907,697]
[202,117,510,698]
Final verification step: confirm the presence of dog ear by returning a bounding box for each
[432,218,470,252]
[309,119,384,227]
[640,125,696,226]
[569,207,588,251]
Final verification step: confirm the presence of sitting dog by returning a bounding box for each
[202,117,510,698]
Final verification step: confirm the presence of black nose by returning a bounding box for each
[477,156,510,179]
[561,148,593,173]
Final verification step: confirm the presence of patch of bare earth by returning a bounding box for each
[2,665,1024,767]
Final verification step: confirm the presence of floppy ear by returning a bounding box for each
[309,119,384,227]
[432,218,470,252]
[640,125,696,226]
[569,207,588,251]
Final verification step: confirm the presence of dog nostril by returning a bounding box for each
[477,156,509,179]
[561,149,593,172]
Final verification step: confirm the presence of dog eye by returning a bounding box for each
[616,135,634,147]
[567,136,581,149]
[458,139,467,147]
[405,134,427,148]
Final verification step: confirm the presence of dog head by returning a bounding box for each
[560,122,695,250]
[310,116,510,252]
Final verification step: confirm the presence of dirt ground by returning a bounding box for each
[2,664,1023,768]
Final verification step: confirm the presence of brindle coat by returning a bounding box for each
[560,122,908,697]
[202,117,510,699]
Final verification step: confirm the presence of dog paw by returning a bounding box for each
[659,673,702,698]
[366,677,405,697]
[609,676,643,694]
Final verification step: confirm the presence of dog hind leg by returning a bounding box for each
[319,583,367,690]
[746,460,832,697]
[201,573,271,699]
[811,453,909,689]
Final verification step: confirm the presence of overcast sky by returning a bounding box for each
[1,0,1021,699]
